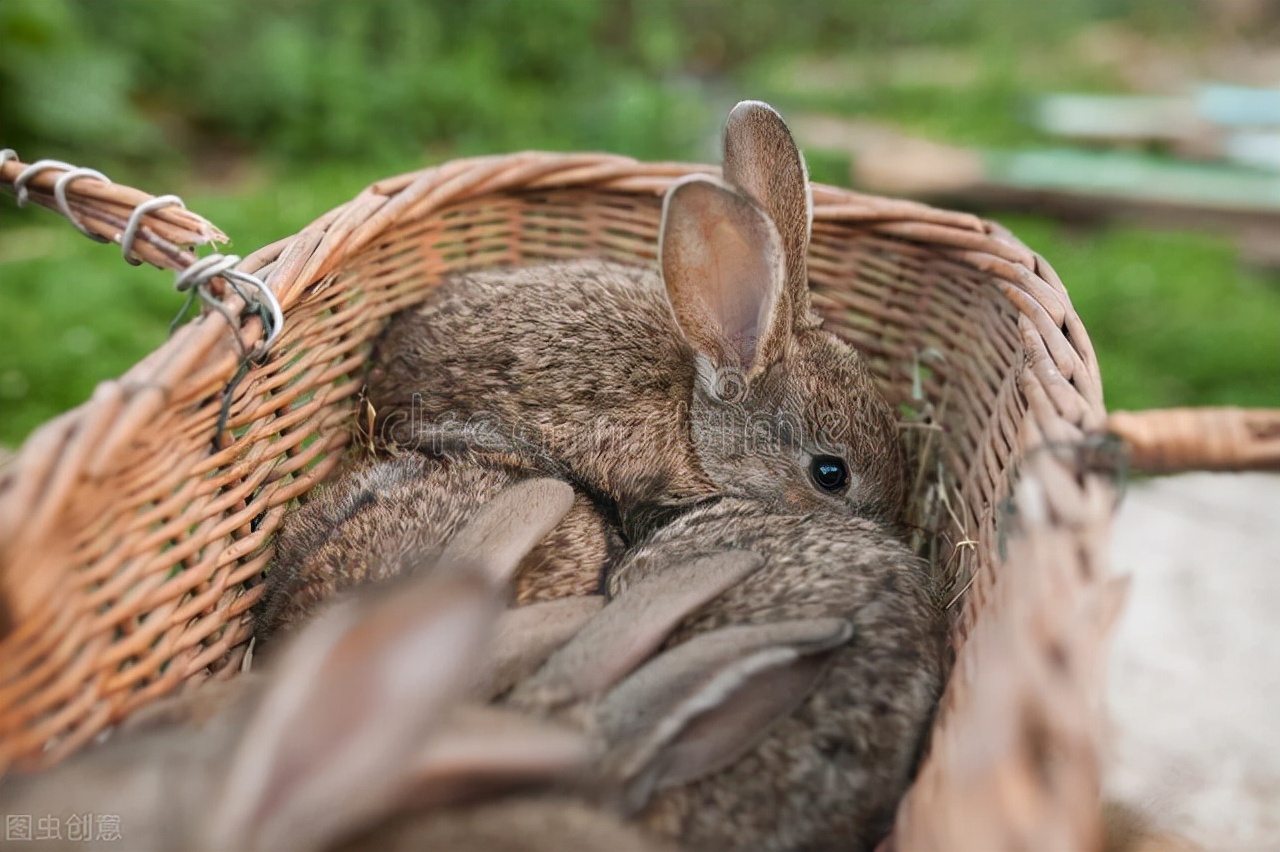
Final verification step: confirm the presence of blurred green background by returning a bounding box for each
[1,0,1277,446]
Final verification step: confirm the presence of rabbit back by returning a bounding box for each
[258,453,619,641]
[367,260,719,525]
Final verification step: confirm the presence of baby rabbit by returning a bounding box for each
[368,100,906,543]
[3,477,831,852]
[508,499,946,852]
[256,450,621,641]
[343,546,843,852]
[0,478,584,852]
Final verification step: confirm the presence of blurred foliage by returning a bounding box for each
[1,0,1276,446]
[0,0,1197,166]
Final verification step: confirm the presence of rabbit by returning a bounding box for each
[503,494,947,852]
[255,448,623,642]
[0,476,585,852]
[366,100,908,547]
[1,474,828,852]
[338,545,849,852]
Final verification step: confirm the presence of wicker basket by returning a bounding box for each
[1,150,1277,848]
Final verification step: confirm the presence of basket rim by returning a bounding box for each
[0,149,1107,550]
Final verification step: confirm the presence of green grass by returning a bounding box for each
[0,222,181,443]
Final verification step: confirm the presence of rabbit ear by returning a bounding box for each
[438,477,576,589]
[660,175,787,378]
[597,618,852,811]
[722,100,814,323]
[207,571,499,852]
[509,550,766,708]
[401,704,592,810]
[477,596,606,699]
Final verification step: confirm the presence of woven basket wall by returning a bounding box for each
[0,152,1119,848]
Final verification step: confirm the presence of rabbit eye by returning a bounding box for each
[810,455,849,492]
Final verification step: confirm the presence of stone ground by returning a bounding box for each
[1105,472,1280,851]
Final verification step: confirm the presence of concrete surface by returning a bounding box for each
[1105,472,1280,851]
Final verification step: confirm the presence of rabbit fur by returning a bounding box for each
[344,796,676,852]
[256,451,622,641]
[613,500,945,852]
[503,496,946,852]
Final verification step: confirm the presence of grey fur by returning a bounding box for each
[604,499,946,852]
[511,550,767,706]
[256,453,622,641]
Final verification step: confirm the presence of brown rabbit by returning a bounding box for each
[1,478,815,852]
[367,100,906,545]
[256,450,622,641]
[506,498,946,852]
[0,477,585,852]
[339,547,839,852]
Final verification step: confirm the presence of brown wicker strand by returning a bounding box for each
[1107,407,1280,473]
[1,151,226,271]
[894,446,1125,851]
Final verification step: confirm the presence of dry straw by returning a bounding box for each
[1,149,1276,848]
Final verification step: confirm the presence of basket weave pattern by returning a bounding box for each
[1,152,1113,843]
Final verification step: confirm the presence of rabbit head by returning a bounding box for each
[659,101,905,523]
[503,548,869,823]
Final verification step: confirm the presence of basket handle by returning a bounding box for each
[0,149,283,353]
[1106,406,1280,474]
